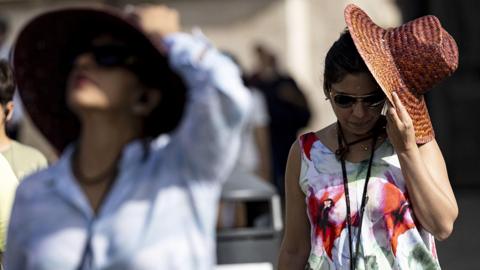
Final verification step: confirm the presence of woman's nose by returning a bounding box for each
[351,101,367,118]
[72,53,96,70]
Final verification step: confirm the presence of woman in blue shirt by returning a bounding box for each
[5,5,250,270]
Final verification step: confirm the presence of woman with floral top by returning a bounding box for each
[278,5,458,269]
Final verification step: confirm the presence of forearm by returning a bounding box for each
[397,145,458,240]
[278,248,309,270]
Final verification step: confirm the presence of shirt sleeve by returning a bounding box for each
[3,183,26,270]
[0,156,18,253]
[162,32,251,182]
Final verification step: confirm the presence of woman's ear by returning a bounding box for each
[5,101,14,121]
[132,89,162,116]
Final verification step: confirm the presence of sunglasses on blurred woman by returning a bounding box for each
[71,43,141,68]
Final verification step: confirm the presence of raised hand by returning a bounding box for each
[131,5,180,37]
[386,91,417,153]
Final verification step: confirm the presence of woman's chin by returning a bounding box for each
[67,99,110,114]
[345,122,376,136]
[67,92,110,110]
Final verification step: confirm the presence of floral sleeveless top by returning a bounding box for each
[299,132,440,270]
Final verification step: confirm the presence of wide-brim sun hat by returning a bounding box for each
[344,4,458,144]
[13,6,187,153]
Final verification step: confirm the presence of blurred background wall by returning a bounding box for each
[0,0,402,162]
[0,0,477,268]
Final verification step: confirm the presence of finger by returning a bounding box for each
[135,3,157,10]
[386,102,401,126]
[385,113,398,140]
[135,4,169,16]
[391,92,411,123]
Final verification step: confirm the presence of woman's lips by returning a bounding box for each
[70,73,97,89]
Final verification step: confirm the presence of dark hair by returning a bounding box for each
[124,39,186,138]
[0,59,15,106]
[142,66,186,138]
[323,29,370,97]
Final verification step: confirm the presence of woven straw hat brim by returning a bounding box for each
[14,7,185,153]
[345,4,434,143]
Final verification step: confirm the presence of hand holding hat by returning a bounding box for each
[130,5,180,38]
[386,92,417,153]
[344,4,459,144]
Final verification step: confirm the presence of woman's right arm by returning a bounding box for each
[278,141,310,269]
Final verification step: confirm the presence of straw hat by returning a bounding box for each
[13,7,187,153]
[344,4,458,144]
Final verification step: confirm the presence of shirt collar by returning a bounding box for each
[48,136,171,218]
[50,145,93,218]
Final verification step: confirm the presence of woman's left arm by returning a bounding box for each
[135,6,251,182]
[386,92,458,241]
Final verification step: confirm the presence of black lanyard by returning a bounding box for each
[337,123,378,270]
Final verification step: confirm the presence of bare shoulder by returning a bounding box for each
[285,139,304,193]
[288,137,301,161]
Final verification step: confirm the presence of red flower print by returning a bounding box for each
[381,183,415,255]
[301,133,318,161]
[308,188,345,259]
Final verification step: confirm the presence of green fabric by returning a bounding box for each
[1,140,48,181]
[0,155,18,252]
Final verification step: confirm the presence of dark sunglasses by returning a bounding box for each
[71,43,140,68]
[331,91,386,108]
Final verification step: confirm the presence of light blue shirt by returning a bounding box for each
[4,33,251,270]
